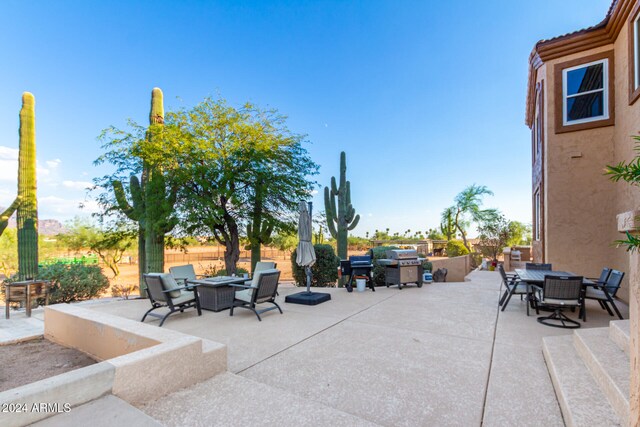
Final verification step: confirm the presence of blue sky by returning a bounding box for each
[0,0,612,236]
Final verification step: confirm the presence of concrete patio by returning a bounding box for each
[4,270,630,426]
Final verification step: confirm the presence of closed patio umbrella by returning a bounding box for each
[296,201,316,289]
[285,201,331,306]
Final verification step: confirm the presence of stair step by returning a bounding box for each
[573,328,630,426]
[609,320,630,356]
[543,335,621,427]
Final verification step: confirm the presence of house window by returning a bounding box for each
[534,86,543,160]
[630,5,640,105]
[534,189,541,241]
[562,59,609,125]
[634,14,640,90]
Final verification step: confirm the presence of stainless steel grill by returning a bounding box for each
[377,249,424,289]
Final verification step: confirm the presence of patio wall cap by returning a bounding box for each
[616,209,640,233]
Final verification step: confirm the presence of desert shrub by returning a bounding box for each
[446,240,469,257]
[469,252,483,269]
[291,244,339,287]
[199,263,248,277]
[38,263,109,303]
[111,284,137,300]
[369,245,400,286]
[422,261,433,273]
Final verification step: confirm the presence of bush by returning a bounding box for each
[291,244,340,287]
[199,263,249,277]
[446,240,469,257]
[111,284,137,300]
[422,261,433,273]
[469,252,483,269]
[369,245,399,286]
[38,263,110,303]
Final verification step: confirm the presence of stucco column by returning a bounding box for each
[617,210,640,427]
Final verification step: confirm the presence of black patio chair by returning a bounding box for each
[535,275,584,329]
[525,262,553,271]
[584,269,624,320]
[498,264,533,315]
[230,269,282,321]
[141,273,202,327]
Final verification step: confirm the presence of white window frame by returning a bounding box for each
[562,58,609,126]
[534,101,541,160]
[634,13,640,90]
[534,189,541,241]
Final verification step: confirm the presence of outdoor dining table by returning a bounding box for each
[186,276,247,312]
[514,269,595,318]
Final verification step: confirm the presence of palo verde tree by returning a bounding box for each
[157,97,317,275]
[444,184,498,251]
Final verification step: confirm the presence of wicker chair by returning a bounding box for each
[141,273,202,327]
[498,264,533,315]
[230,269,282,321]
[535,276,584,329]
[525,262,552,271]
[584,269,624,320]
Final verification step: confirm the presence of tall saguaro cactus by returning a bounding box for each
[247,183,274,273]
[324,151,359,261]
[17,92,38,280]
[112,88,177,291]
[0,197,21,237]
[113,175,145,290]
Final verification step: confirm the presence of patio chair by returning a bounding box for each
[525,262,552,271]
[169,264,203,286]
[510,250,521,262]
[498,264,533,315]
[230,269,282,321]
[141,273,202,327]
[245,261,277,285]
[584,269,624,320]
[535,276,584,329]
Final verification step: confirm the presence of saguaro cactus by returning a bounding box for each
[247,183,274,272]
[113,175,146,291]
[17,92,38,280]
[324,151,359,261]
[112,88,177,290]
[0,197,21,237]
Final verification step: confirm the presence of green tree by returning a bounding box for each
[445,184,498,251]
[477,214,515,262]
[58,218,134,278]
[507,221,532,247]
[156,97,317,275]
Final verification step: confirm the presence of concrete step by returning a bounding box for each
[542,335,621,427]
[140,372,376,426]
[32,394,162,427]
[609,320,630,356]
[573,328,630,426]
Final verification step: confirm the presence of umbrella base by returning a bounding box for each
[285,292,331,306]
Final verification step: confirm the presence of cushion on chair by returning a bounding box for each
[585,288,607,299]
[249,268,280,288]
[235,288,253,303]
[172,290,196,305]
[540,297,580,306]
[159,273,182,298]
[169,265,197,283]
[254,261,276,272]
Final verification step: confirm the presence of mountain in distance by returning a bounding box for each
[1,209,66,236]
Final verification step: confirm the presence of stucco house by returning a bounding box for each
[526,0,640,304]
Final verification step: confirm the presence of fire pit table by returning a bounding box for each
[186,276,246,312]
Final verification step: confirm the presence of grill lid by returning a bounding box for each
[385,249,419,260]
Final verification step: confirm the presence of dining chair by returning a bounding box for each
[525,262,552,271]
[535,276,584,329]
[584,269,624,320]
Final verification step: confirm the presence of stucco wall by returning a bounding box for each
[539,35,639,303]
[430,255,471,282]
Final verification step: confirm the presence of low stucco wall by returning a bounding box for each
[430,255,471,282]
[1,304,227,427]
